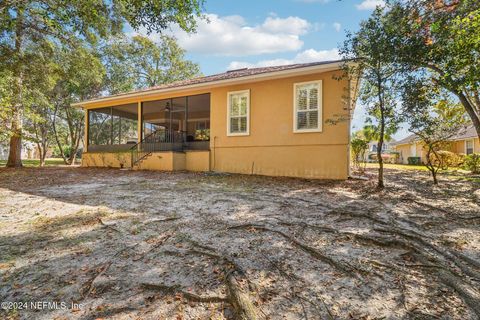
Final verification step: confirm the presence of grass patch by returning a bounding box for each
[0,158,79,167]
[365,163,430,171]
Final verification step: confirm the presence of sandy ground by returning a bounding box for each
[0,166,479,320]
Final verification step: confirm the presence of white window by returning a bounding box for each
[466,139,474,155]
[294,80,322,132]
[227,90,250,136]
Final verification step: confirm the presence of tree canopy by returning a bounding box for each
[0,0,205,167]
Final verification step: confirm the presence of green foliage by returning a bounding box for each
[464,154,480,174]
[115,0,205,34]
[340,8,401,187]
[0,0,205,166]
[428,151,464,170]
[351,137,369,172]
[103,35,201,93]
[387,0,480,139]
[405,98,468,184]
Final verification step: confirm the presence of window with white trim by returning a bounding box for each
[466,139,474,155]
[227,90,249,136]
[294,81,322,132]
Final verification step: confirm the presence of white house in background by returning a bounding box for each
[0,141,38,161]
[0,143,8,160]
[364,140,395,162]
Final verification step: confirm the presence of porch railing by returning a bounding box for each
[130,130,186,166]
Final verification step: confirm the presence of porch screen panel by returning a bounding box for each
[88,103,138,148]
[186,94,210,142]
[88,107,112,146]
[112,104,138,144]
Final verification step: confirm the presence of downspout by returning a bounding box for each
[212,136,217,171]
[347,78,352,178]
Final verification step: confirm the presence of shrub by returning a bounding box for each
[351,138,369,172]
[428,150,464,170]
[384,152,399,164]
[407,156,421,165]
[464,153,480,173]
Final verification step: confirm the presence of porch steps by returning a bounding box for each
[131,152,153,170]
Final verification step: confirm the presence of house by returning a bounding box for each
[392,125,479,164]
[0,141,38,161]
[73,60,359,180]
[0,142,8,160]
[364,140,395,162]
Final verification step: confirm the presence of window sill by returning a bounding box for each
[293,128,322,134]
[227,132,250,137]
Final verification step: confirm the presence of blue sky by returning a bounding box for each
[133,0,410,139]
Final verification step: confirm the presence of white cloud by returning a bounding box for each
[227,48,340,70]
[356,0,385,10]
[261,16,310,35]
[165,14,311,56]
[333,22,341,32]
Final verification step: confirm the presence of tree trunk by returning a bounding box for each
[457,91,480,140]
[432,170,438,185]
[51,104,68,164]
[6,134,23,167]
[377,138,384,189]
[6,6,24,168]
[377,76,386,189]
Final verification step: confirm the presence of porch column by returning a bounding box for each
[84,109,89,153]
[137,101,142,142]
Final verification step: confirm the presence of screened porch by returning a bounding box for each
[87,93,210,153]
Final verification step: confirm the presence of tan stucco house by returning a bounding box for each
[393,125,480,164]
[74,60,358,179]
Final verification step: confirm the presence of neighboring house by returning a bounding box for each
[0,141,38,161]
[364,140,395,162]
[74,61,359,180]
[0,142,8,160]
[392,125,479,164]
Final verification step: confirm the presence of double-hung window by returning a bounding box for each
[294,80,322,132]
[227,90,250,136]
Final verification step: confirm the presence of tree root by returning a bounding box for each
[263,253,334,320]
[97,217,122,233]
[141,283,228,303]
[411,253,480,318]
[277,218,480,317]
[185,239,261,320]
[147,217,181,224]
[228,223,358,276]
[132,233,172,261]
[81,243,137,298]
[374,227,480,281]
[323,209,389,226]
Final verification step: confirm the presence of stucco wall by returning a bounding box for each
[212,145,348,179]
[209,70,350,179]
[185,151,210,172]
[134,152,186,171]
[82,152,132,168]
[395,143,427,164]
[451,138,479,154]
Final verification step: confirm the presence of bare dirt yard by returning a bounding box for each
[0,166,479,320]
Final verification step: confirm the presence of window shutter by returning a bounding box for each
[228,90,250,135]
[294,81,321,132]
